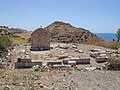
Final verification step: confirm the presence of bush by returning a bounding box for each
[9,36,28,42]
[116,28,120,41]
[0,36,12,50]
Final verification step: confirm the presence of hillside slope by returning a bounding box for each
[0,26,32,40]
[45,21,114,47]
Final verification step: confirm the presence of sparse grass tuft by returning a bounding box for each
[9,36,28,42]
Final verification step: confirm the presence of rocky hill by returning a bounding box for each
[0,26,25,35]
[45,21,114,47]
[0,22,115,47]
[0,26,32,39]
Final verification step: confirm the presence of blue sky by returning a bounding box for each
[0,0,120,33]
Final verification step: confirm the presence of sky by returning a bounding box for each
[0,0,120,33]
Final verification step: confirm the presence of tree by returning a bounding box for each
[116,28,120,41]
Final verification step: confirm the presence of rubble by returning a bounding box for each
[90,49,104,52]
[58,45,69,49]
[90,49,110,59]
[1,42,120,89]
[75,49,84,53]
[70,57,90,64]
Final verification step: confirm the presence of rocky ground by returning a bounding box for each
[0,43,120,90]
[0,69,120,90]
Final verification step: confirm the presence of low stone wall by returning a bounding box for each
[58,55,68,59]
[15,58,42,69]
[96,57,108,63]
[47,61,62,66]
[63,57,90,64]
[52,65,71,69]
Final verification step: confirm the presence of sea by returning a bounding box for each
[95,33,116,41]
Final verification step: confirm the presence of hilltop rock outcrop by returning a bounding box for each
[45,21,113,47]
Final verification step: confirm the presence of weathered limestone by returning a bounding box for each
[75,49,83,53]
[96,57,108,63]
[63,57,90,65]
[72,45,77,49]
[90,52,99,58]
[91,49,103,52]
[52,65,71,69]
[30,28,50,51]
[85,67,96,71]
[76,57,90,64]
[58,45,69,49]
[47,61,62,66]
[17,58,31,62]
[67,61,76,66]
[90,49,109,59]
[58,55,68,59]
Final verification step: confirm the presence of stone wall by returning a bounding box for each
[15,58,42,69]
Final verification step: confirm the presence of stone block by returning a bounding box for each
[47,61,62,66]
[63,57,90,64]
[106,63,120,70]
[58,55,68,59]
[32,60,42,66]
[15,59,42,69]
[68,61,76,66]
[52,65,71,69]
[96,57,108,63]
[17,58,31,62]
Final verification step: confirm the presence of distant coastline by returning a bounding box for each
[95,33,116,41]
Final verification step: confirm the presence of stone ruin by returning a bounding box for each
[15,58,42,69]
[30,28,50,51]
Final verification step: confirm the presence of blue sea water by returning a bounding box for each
[95,33,116,41]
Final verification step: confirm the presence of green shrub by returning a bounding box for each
[9,36,28,42]
[0,36,12,50]
[116,28,120,41]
